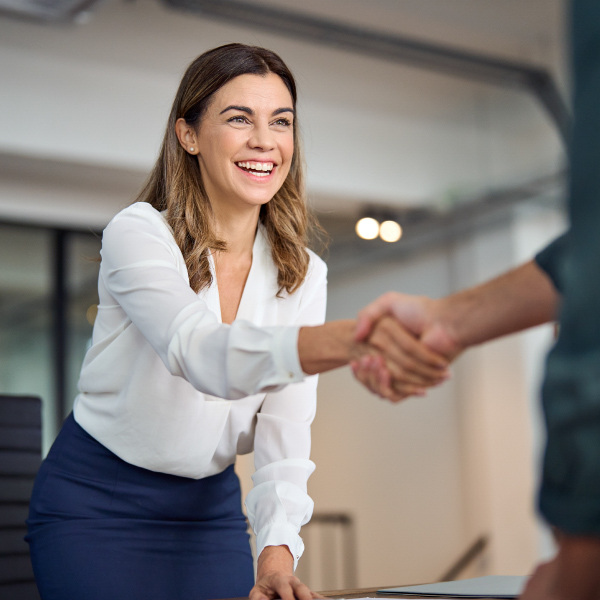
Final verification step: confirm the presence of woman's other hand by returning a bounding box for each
[250,545,323,600]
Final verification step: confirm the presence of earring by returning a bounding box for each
[189,147,195,152]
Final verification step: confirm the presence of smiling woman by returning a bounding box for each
[142,44,310,299]
[25,43,449,600]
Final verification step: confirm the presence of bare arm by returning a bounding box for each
[356,260,559,355]
[433,260,560,350]
[353,260,560,399]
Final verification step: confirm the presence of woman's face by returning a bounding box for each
[194,72,295,214]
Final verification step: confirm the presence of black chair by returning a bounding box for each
[0,394,42,600]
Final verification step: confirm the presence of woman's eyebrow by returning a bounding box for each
[219,105,295,116]
[272,107,295,116]
[220,105,252,115]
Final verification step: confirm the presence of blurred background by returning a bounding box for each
[0,0,569,591]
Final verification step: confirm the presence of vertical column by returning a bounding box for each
[52,229,68,434]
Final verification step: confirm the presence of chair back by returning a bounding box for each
[0,394,42,600]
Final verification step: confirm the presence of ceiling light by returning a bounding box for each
[355,217,380,240]
[379,220,402,243]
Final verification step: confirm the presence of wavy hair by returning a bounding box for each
[135,43,322,295]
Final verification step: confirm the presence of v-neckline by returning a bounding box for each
[206,225,266,324]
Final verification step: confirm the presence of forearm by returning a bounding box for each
[257,545,294,578]
[252,545,316,600]
[298,319,360,375]
[437,260,560,350]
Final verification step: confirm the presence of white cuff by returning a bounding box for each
[269,325,304,383]
[256,522,305,571]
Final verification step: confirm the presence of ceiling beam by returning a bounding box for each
[319,172,567,276]
[164,0,571,145]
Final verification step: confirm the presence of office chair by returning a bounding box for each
[0,394,42,600]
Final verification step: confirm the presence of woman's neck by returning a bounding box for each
[210,205,260,324]
[212,205,260,257]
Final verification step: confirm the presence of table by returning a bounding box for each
[320,585,493,599]
[223,581,506,600]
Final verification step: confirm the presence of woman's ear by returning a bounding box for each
[175,118,198,154]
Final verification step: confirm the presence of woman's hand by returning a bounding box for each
[250,545,323,600]
[251,571,320,600]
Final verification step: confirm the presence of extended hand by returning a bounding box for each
[352,293,461,401]
[352,315,450,402]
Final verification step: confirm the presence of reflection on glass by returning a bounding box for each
[66,233,101,418]
[0,224,101,454]
[0,224,53,451]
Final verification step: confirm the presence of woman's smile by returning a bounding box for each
[235,160,275,178]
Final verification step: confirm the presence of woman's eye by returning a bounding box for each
[273,117,292,127]
[228,115,249,124]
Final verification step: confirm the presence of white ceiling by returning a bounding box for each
[0,0,568,226]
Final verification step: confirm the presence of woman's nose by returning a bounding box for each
[248,125,275,150]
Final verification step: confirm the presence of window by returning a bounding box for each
[0,223,101,453]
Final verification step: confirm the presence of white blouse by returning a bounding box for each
[73,202,327,566]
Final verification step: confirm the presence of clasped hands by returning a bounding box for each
[351,292,461,403]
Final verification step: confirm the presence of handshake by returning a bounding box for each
[343,260,559,403]
[350,292,459,403]
[299,260,557,402]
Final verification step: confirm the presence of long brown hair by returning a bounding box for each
[135,43,320,295]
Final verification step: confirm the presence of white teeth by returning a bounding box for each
[236,161,274,173]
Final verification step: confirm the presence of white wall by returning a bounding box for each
[309,204,564,588]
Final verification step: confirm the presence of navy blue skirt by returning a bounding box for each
[26,413,254,600]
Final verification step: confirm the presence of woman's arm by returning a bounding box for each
[100,204,307,399]
[102,204,446,402]
[251,546,317,600]
[247,253,325,600]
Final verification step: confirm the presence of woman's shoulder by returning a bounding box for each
[306,248,328,281]
[107,201,163,224]
[104,202,171,237]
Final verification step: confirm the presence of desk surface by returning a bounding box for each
[224,582,505,600]
[320,585,493,599]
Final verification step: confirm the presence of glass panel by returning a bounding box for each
[0,224,54,452]
[65,232,101,418]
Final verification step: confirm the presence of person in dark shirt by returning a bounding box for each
[352,1,600,597]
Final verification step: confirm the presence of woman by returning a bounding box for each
[26,43,448,600]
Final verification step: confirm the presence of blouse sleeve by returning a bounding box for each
[244,254,328,569]
[99,204,304,399]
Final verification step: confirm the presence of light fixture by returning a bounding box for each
[379,220,402,243]
[355,217,380,240]
[0,0,104,22]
